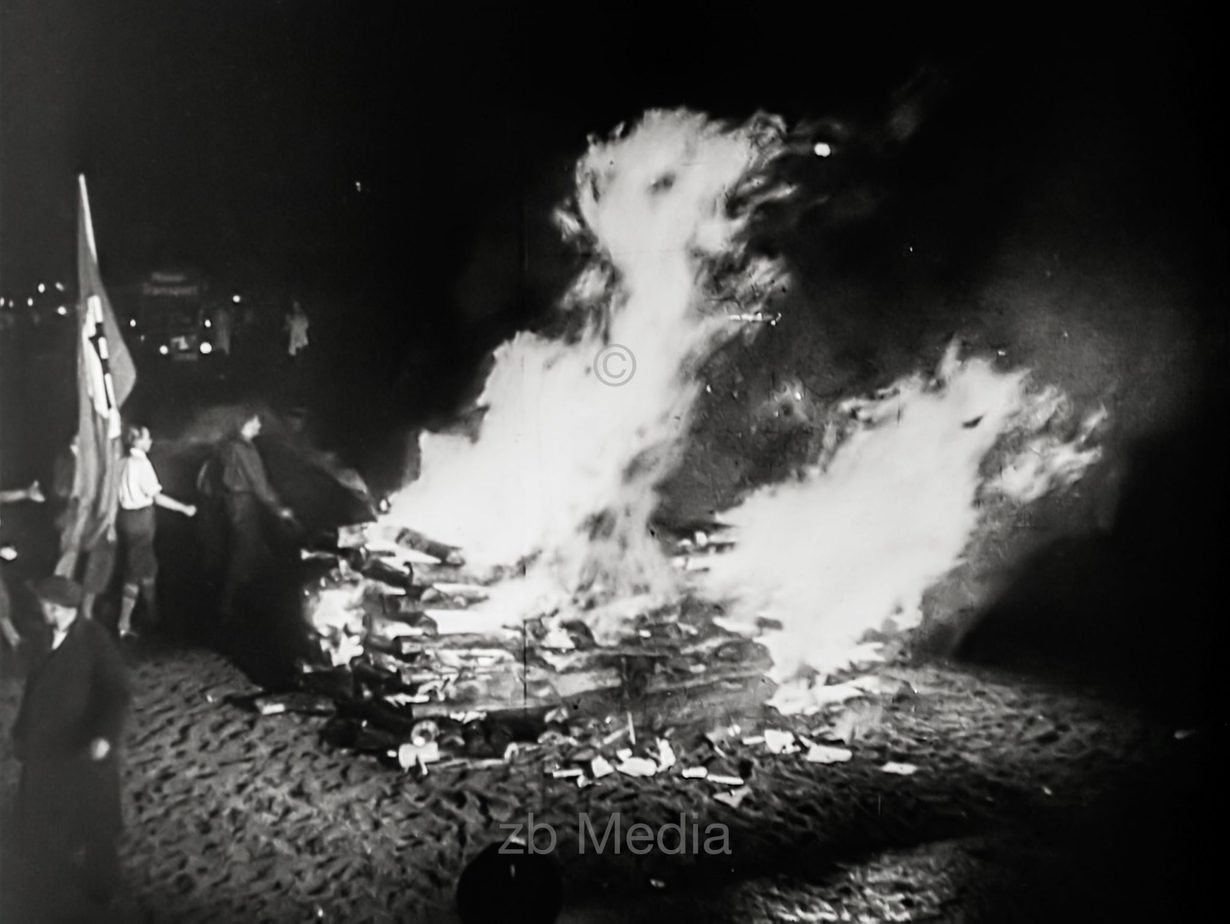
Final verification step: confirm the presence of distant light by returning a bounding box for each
[354,180,363,192]
[54,282,65,292]
[158,344,169,356]
[232,294,241,304]
[204,318,212,328]
[56,306,68,316]
[37,283,46,294]
[27,298,34,307]
[129,319,137,327]
[199,341,213,355]
[813,142,832,158]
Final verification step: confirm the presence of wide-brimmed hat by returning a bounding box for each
[31,575,83,608]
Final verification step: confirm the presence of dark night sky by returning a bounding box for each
[1,3,1223,413]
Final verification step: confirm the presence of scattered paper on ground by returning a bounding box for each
[806,744,854,764]
[713,786,752,808]
[763,728,799,754]
[880,761,918,775]
[616,756,658,778]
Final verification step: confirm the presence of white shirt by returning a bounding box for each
[118,448,162,510]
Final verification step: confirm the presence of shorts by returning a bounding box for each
[117,506,158,583]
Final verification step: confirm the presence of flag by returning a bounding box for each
[56,175,137,575]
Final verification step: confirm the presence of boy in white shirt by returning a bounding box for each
[116,426,196,639]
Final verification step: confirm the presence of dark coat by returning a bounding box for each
[217,437,285,606]
[219,437,283,512]
[12,616,131,846]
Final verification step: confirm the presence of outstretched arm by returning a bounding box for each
[221,442,293,518]
[0,481,44,504]
[154,493,196,516]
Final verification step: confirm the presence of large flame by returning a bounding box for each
[386,110,791,623]
[349,108,1106,690]
[699,343,1105,686]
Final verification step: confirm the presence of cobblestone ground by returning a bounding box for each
[0,646,1215,922]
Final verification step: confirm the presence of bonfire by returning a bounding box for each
[292,109,1106,766]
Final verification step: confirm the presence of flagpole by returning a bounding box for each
[79,174,98,264]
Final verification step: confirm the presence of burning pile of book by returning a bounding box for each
[290,521,774,767]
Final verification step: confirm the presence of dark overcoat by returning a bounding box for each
[218,437,284,602]
[12,615,131,848]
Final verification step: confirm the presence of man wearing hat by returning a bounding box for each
[11,574,131,906]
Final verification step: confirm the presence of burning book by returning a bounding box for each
[298,519,775,754]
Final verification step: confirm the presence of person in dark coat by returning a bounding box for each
[11,575,131,907]
[217,412,296,622]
